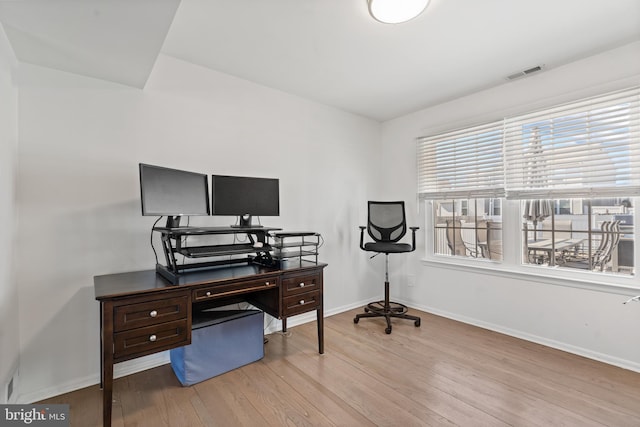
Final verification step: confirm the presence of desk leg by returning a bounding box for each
[103,356,113,427]
[282,318,287,333]
[317,307,324,354]
[99,303,103,388]
[101,301,114,427]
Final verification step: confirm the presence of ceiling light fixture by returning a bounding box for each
[367,0,430,24]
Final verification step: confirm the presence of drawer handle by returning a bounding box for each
[265,281,270,285]
[299,300,305,305]
[299,282,305,287]
[149,335,157,342]
[206,291,211,297]
[149,310,158,318]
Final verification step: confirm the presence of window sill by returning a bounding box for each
[420,255,639,296]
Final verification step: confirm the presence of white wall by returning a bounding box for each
[14,54,383,402]
[381,41,640,371]
[0,24,19,403]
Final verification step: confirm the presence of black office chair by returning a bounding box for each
[354,201,421,334]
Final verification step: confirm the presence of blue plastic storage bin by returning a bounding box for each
[170,309,264,386]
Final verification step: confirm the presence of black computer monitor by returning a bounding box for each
[211,175,279,227]
[139,163,210,228]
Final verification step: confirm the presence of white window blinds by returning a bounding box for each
[416,86,640,200]
[417,121,504,199]
[504,87,640,199]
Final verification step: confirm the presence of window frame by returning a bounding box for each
[418,86,640,292]
[422,198,639,293]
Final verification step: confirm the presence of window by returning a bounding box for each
[504,88,640,199]
[508,88,639,276]
[417,121,504,199]
[434,198,503,260]
[523,199,634,275]
[417,121,504,261]
[418,86,639,278]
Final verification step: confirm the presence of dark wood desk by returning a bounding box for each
[94,261,326,427]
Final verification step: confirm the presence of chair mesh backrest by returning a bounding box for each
[367,201,407,243]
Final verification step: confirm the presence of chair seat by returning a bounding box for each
[364,242,412,253]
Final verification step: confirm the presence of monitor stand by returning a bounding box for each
[166,216,182,228]
[231,214,263,228]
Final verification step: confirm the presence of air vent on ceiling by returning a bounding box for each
[506,65,544,81]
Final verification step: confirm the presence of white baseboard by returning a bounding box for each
[400,299,640,374]
[326,299,377,317]
[18,352,171,404]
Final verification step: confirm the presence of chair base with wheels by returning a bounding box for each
[354,253,421,334]
[354,201,421,334]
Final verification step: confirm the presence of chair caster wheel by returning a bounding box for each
[385,326,392,334]
[353,317,359,324]
[415,319,421,327]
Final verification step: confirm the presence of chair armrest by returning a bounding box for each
[359,226,366,250]
[409,226,419,252]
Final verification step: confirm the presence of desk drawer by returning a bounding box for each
[282,274,320,296]
[114,294,189,332]
[114,319,190,360]
[193,276,279,302]
[283,291,320,316]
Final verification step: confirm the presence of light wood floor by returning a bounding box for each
[40,308,640,426]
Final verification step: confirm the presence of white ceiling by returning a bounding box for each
[1,0,639,121]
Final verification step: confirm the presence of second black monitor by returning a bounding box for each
[211,175,279,227]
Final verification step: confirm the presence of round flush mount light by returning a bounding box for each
[367,0,430,24]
